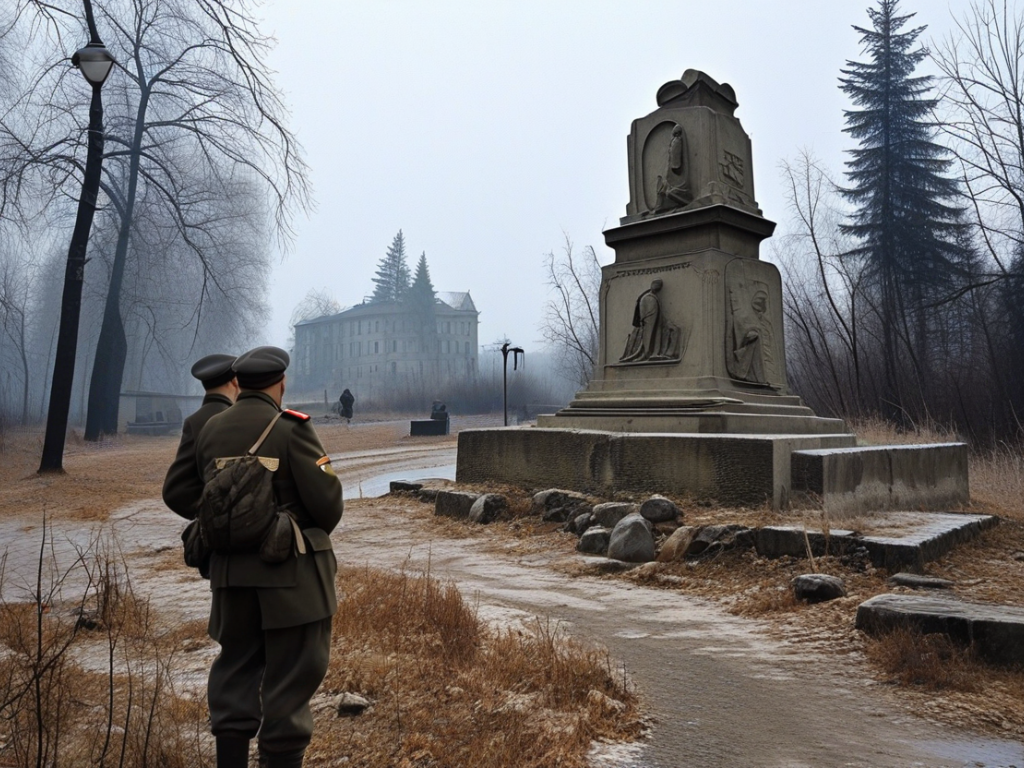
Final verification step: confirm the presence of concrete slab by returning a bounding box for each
[856,593,1024,666]
[753,512,998,572]
[791,443,969,516]
[456,427,854,510]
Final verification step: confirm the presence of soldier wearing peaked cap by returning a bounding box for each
[170,345,343,768]
[163,353,239,520]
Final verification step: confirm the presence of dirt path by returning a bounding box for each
[2,430,1022,767]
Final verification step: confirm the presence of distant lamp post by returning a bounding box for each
[500,342,524,427]
[38,4,115,473]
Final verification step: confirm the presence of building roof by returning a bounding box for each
[437,291,476,312]
[296,291,477,327]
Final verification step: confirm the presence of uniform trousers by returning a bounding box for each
[208,586,332,754]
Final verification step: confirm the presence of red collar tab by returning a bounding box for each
[282,408,310,421]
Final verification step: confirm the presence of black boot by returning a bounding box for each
[215,734,250,768]
[264,748,304,768]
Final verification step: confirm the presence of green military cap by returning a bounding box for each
[233,346,290,389]
[191,353,237,389]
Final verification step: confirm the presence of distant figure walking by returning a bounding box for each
[338,388,354,422]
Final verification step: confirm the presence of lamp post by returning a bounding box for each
[500,341,524,427]
[38,3,114,473]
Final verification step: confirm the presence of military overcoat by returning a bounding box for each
[163,392,233,519]
[193,391,343,629]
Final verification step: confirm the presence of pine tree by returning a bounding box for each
[371,230,411,302]
[839,0,965,420]
[406,252,438,354]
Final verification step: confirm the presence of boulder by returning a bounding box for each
[577,527,611,556]
[434,491,480,520]
[416,488,441,503]
[569,512,594,535]
[656,526,699,563]
[688,524,753,556]
[469,493,507,524]
[591,502,638,529]
[608,513,655,563]
[792,573,847,603]
[532,488,591,522]
[640,495,680,523]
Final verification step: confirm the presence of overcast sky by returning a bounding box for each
[256,0,973,353]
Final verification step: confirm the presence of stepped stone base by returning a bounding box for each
[456,428,855,509]
[754,512,997,572]
[791,443,969,516]
[856,593,1024,666]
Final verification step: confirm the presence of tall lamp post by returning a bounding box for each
[500,342,524,427]
[38,4,114,473]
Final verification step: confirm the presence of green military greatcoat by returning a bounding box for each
[162,392,233,519]
[194,390,343,629]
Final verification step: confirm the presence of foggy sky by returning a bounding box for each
[257,0,972,353]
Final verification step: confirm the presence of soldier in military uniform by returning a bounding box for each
[163,353,238,518]
[172,346,343,768]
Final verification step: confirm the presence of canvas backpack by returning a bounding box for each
[198,412,291,554]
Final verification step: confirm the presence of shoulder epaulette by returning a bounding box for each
[282,408,310,421]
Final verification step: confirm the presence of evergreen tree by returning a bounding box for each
[839,0,965,420]
[407,252,438,354]
[371,230,411,302]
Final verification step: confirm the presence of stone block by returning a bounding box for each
[856,593,1024,666]
[792,574,846,603]
[791,443,969,516]
[578,527,611,556]
[389,480,424,493]
[434,491,479,520]
[469,494,507,524]
[608,513,655,563]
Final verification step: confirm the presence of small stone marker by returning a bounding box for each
[389,480,424,493]
[792,574,847,603]
[434,490,479,520]
[608,513,655,563]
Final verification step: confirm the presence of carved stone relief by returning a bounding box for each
[619,279,682,364]
[641,122,692,216]
[726,266,778,385]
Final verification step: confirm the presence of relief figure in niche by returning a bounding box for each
[649,124,692,214]
[620,279,682,363]
[727,284,776,384]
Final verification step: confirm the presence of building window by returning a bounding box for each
[374,341,379,354]
[375,320,380,333]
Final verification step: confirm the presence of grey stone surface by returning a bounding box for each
[457,429,855,510]
[754,512,998,572]
[792,574,847,603]
[791,443,969,515]
[856,593,1024,666]
[608,513,656,563]
[569,512,595,535]
[887,573,955,590]
[433,490,479,520]
[688,524,754,556]
[592,502,639,529]
[640,495,680,523]
[656,526,698,562]
[532,488,589,514]
[577,527,612,556]
[468,493,507,524]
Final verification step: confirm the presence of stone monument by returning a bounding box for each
[458,70,968,512]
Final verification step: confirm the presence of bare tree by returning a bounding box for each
[541,234,601,388]
[934,0,1024,278]
[1,0,309,439]
[0,246,34,425]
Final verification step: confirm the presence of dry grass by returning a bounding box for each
[311,566,642,768]
[862,626,982,692]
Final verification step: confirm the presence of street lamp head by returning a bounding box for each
[72,42,115,87]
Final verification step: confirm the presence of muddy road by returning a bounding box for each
[2,436,1022,767]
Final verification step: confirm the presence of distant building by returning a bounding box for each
[292,292,479,396]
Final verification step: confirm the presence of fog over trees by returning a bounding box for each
[0,0,306,439]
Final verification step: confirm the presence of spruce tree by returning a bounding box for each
[407,252,438,354]
[839,0,964,420]
[371,230,411,302]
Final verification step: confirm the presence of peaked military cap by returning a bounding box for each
[233,346,290,389]
[190,353,237,389]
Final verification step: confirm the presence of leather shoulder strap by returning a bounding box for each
[247,411,284,455]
